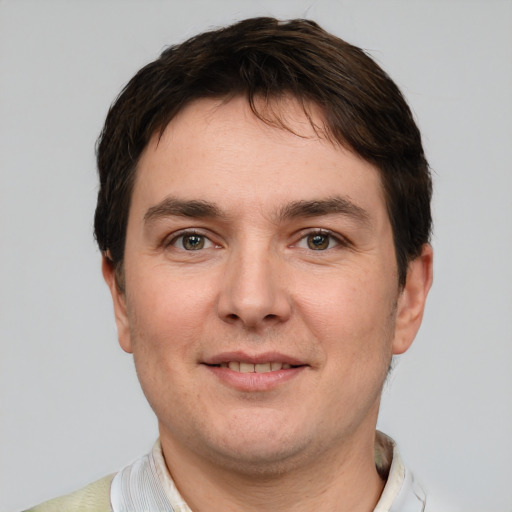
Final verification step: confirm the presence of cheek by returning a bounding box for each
[126,273,211,413]
[294,267,397,357]
[126,268,214,357]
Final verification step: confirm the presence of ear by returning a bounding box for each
[101,255,133,354]
[392,244,433,355]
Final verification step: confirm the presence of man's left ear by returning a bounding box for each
[392,244,434,355]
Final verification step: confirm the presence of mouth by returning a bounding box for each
[202,352,308,391]
[209,361,296,373]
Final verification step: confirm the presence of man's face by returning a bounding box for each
[105,96,430,474]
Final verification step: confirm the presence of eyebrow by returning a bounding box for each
[276,197,371,226]
[144,197,225,223]
[143,195,371,227]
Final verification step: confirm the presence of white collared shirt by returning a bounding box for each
[110,432,426,512]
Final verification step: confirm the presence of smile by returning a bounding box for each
[218,362,293,373]
[203,352,307,390]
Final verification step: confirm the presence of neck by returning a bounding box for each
[160,426,386,512]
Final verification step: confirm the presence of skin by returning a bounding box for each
[103,96,433,512]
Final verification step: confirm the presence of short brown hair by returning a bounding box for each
[94,17,432,287]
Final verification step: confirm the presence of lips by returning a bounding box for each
[202,352,307,391]
[203,351,305,369]
[220,361,292,373]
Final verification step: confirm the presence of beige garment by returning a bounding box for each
[24,474,114,512]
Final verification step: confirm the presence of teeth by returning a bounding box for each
[255,363,271,373]
[228,361,240,372]
[221,362,295,373]
[239,362,254,373]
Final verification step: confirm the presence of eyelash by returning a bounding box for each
[294,229,348,251]
[163,228,348,252]
[164,229,217,251]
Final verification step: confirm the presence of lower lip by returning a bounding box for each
[203,365,306,392]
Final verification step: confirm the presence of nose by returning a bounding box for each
[217,244,292,330]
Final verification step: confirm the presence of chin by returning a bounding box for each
[210,443,311,477]
[203,422,315,476]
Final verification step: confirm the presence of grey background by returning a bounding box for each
[1,1,511,510]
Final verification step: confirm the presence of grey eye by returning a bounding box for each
[295,231,341,251]
[181,234,206,250]
[307,233,330,250]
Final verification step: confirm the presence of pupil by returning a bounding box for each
[183,235,204,250]
[308,234,329,250]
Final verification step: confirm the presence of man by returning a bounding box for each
[27,17,433,512]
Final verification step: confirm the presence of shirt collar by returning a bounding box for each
[111,433,425,512]
[373,432,426,512]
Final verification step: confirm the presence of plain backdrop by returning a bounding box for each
[1,1,511,511]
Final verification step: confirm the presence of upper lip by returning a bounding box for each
[203,351,307,366]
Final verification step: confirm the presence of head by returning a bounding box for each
[94,17,431,290]
[95,17,433,480]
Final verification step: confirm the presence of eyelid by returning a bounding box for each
[164,228,218,249]
[293,228,350,249]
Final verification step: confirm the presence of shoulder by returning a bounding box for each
[24,474,114,512]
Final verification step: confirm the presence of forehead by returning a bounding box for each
[133,96,387,221]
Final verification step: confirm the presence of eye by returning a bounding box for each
[296,231,341,251]
[170,233,214,251]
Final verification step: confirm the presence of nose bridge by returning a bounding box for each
[217,234,290,328]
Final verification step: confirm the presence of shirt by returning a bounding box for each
[110,432,426,511]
